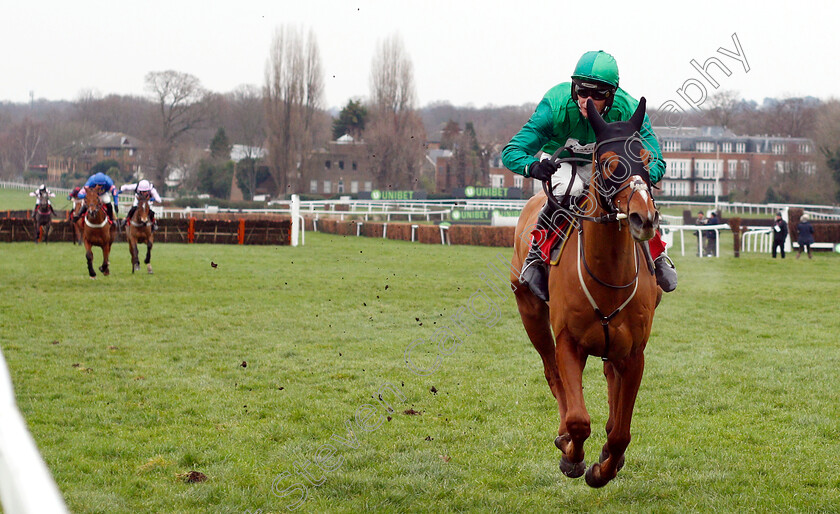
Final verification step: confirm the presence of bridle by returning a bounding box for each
[84,189,108,228]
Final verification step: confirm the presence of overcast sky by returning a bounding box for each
[3,0,837,112]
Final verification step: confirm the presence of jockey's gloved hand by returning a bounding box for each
[528,160,558,182]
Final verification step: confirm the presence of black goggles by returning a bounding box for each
[574,83,613,101]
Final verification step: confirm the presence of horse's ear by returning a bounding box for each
[630,97,647,130]
[586,99,608,136]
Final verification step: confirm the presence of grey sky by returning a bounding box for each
[3,0,836,111]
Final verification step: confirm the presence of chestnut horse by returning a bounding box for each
[81,186,115,278]
[33,194,55,243]
[512,98,662,488]
[125,191,154,274]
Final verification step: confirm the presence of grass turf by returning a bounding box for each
[1,230,839,513]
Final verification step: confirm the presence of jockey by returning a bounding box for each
[73,172,119,224]
[120,179,161,230]
[30,184,55,218]
[502,50,677,301]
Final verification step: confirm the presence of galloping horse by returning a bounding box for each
[81,186,115,278]
[512,98,661,488]
[33,193,55,243]
[125,191,154,274]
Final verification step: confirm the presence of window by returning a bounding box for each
[323,180,331,193]
[696,141,715,153]
[695,159,720,179]
[352,161,358,171]
[351,180,359,193]
[662,140,681,152]
[490,174,505,188]
[721,142,732,153]
[727,160,737,176]
[364,181,372,192]
[798,143,812,154]
[339,160,344,170]
[740,160,750,179]
[772,143,785,155]
[325,160,331,170]
[129,148,135,156]
[513,175,524,188]
[103,149,111,157]
[337,180,344,193]
[310,180,318,193]
[735,142,746,153]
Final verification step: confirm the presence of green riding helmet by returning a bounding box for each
[571,50,620,112]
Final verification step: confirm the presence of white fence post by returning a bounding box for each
[291,194,300,247]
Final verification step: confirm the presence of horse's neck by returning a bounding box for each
[581,211,636,279]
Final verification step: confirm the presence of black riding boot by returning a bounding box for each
[150,209,158,231]
[122,206,137,228]
[73,205,87,223]
[519,202,558,302]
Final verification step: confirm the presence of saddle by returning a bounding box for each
[537,195,592,266]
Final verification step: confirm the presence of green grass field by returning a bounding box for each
[2,216,840,512]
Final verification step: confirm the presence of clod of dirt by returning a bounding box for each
[278,386,285,391]
[387,416,392,422]
[177,471,207,483]
[403,408,420,415]
[424,436,433,441]
[240,361,247,368]
[108,346,118,350]
[439,455,451,463]
[210,262,218,268]
[430,386,438,395]
[71,363,80,368]
[51,340,60,345]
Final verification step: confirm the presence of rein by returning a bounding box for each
[85,204,108,228]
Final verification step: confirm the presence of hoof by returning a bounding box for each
[147,267,153,274]
[599,448,625,472]
[559,455,585,479]
[89,275,97,280]
[585,463,610,488]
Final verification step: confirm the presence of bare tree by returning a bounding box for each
[263,26,325,197]
[144,70,213,188]
[366,34,426,190]
[703,90,741,129]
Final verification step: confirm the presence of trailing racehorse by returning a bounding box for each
[81,186,115,278]
[71,195,84,245]
[33,193,55,243]
[512,98,661,488]
[125,190,154,274]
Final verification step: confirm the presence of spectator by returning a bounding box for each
[796,214,814,259]
[694,210,706,256]
[704,210,719,257]
[771,212,788,259]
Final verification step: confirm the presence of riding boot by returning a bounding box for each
[653,254,678,292]
[150,210,158,231]
[122,206,137,228]
[73,205,87,223]
[519,202,558,302]
[106,204,115,224]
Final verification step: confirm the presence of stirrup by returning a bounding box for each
[654,254,677,292]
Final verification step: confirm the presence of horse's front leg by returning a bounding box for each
[85,240,96,278]
[33,220,40,243]
[587,350,645,488]
[555,329,590,478]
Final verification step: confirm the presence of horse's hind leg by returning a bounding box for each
[100,244,111,276]
[586,351,644,488]
[145,241,153,274]
[514,286,567,424]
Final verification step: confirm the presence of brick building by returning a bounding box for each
[656,126,816,201]
[47,132,145,182]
